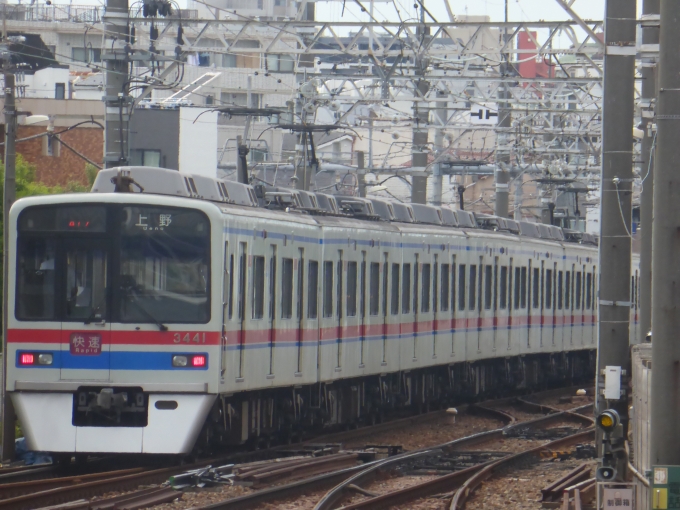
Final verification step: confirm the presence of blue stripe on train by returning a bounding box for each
[15,351,209,370]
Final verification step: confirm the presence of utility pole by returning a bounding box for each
[595,0,636,481]
[650,0,680,467]
[1,68,16,462]
[428,90,446,206]
[637,0,659,344]
[357,150,366,197]
[103,0,130,168]
[495,0,510,218]
[410,2,429,205]
[411,81,429,204]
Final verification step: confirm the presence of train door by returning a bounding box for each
[359,253,367,367]
[382,252,389,365]
[221,242,230,381]
[267,245,277,377]
[457,261,468,359]
[432,254,438,359]
[526,259,532,352]
[336,250,344,370]
[539,261,545,349]
[60,238,111,381]
[295,248,304,375]
[413,254,420,361]
[551,262,557,348]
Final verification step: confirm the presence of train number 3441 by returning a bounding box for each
[173,333,206,344]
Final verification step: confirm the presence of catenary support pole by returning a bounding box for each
[595,0,636,481]
[495,1,510,218]
[357,150,366,197]
[411,79,429,204]
[1,71,16,462]
[637,0,659,344]
[103,0,130,167]
[651,0,680,467]
[428,90,446,206]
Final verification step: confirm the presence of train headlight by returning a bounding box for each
[37,353,53,365]
[596,409,620,433]
[172,355,188,367]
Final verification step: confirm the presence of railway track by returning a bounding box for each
[0,387,592,510]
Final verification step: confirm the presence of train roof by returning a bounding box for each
[84,166,597,248]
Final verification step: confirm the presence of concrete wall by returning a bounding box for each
[179,108,218,177]
[128,109,180,170]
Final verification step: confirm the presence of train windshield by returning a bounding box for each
[119,207,210,324]
[15,204,211,324]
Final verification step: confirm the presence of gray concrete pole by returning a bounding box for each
[357,150,366,197]
[495,14,511,218]
[428,91,447,206]
[650,0,680,467]
[595,0,636,480]
[411,80,430,204]
[2,71,16,462]
[637,0,659,344]
[103,0,129,167]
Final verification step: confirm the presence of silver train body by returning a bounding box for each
[6,167,638,456]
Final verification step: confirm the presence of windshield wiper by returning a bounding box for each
[125,287,168,331]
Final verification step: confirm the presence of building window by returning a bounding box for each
[71,47,101,63]
[266,54,295,72]
[55,83,65,99]
[131,149,161,167]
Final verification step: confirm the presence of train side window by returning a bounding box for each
[391,263,400,315]
[575,271,582,310]
[545,269,552,309]
[586,272,592,309]
[458,264,467,311]
[347,261,358,317]
[451,259,456,312]
[484,265,492,310]
[500,266,508,309]
[308,261,319,319]
[370,262,380,315]
[228,254,235,320]
[281,258,293,319]
[421,263,431,313]
[532,268,540,309]
[252,256,265,319]
[413,259,419,314]
[402,263,411,314]
[237,244,247,320]
[520,267,527,309]
[469,265,477,311]
[565,271,571,309]
[441,263,450,312]
[557,271,563,310]
[323,261,333,318]
[514,267,520,309]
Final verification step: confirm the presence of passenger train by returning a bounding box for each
[6,166,639,457]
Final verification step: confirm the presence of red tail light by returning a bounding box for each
[191,355,206,367]
[19,353,35,365]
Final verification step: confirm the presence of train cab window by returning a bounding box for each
[281,258,294,318]
[308,261,319,318]
[458,264,467,311]
[402,264,411,314]
[421,264,431,313]
[545,269,552,309]
[347,261,358,317]
[514,267,520,310]
[441,264,450,312]
[65,246,108,321]
[575,271,582,310]
[323,261,333,318]
[252,256,265,319]
[484,265,492,310]
[520,267,527,309]
[586,272,592,309]
[565,271,571,309]
[391,263,400,315]
[532,268,540,309]
[557,271,563,310]
[120,207,210,324]
[469,265,477,311]
[16,238,57,320]
[369,262,380,315]
[500,266,508,309]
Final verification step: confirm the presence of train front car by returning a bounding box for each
[7,193,223,455]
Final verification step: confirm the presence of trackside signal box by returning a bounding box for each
[652,466,680,509]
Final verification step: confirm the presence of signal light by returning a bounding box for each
[191,355,206,367]
[596,409,620,433]
[19,353,34,365]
